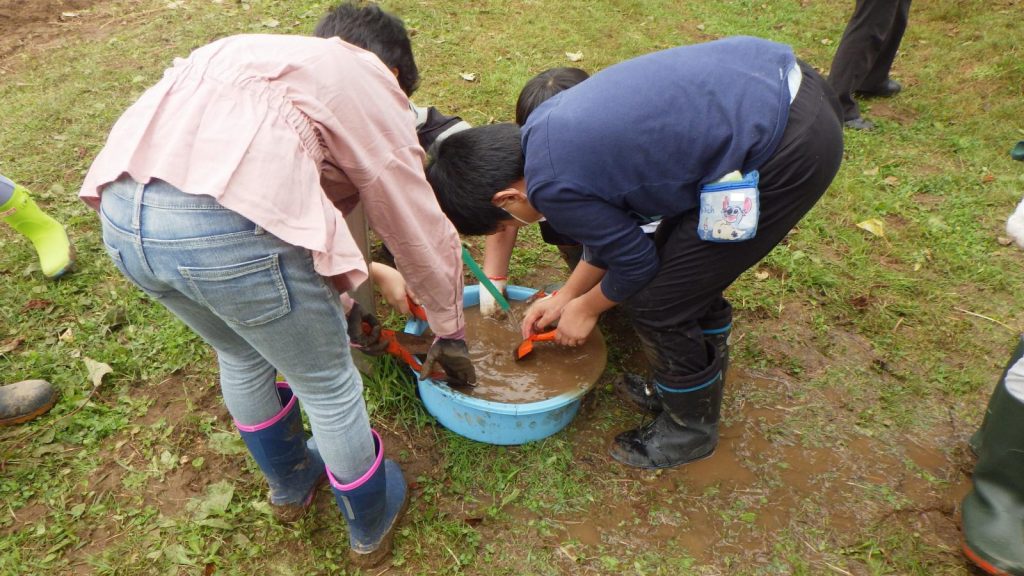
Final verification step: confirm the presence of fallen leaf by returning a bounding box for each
[208,431,247,455]
[857,218,886,237]
[821,38,832,45]
[59,328,74,343]
[883,176,900,186]
[565,51,583,62]
[982,174,995,183]
[83,357,113,389]
[997,236,1013,246]
[188,480,234,519]
[0,337,24,354]
[754,270,770,280]
[850,295,872,309]
[862,166,880,176]
[22,299,52,311]
[459,72,477,82]
[261,19,280,28]
[696,23,705,31]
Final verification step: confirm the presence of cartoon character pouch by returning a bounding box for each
[697,170,760,242]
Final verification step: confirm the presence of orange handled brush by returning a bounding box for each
[514,330,558,361]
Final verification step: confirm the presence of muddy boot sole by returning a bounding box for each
[0,381,58,426]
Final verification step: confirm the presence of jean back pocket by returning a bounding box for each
[180,254,291,326]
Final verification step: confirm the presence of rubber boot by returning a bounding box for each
[1,184,75,279]
[615,302,731,413]
[0,380,58,426]
[329,430,409,568]
[969,336,1024,456]
[700,299,733,379]
[610,341,724,469]
[235,382,326,523]
[961,336,1024,575]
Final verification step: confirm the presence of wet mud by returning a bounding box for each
[461,305,607,403]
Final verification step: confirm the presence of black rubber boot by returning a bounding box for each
[699,299,733,380]
[961,335,1024,576]
[969,336,1024,456]
[610,341,724,469]
[615,300,731,413]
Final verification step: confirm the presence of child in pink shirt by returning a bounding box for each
[80,7,471,566]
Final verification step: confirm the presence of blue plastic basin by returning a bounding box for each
[404,285,602,445]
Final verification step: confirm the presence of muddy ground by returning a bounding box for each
[0,2,987,575]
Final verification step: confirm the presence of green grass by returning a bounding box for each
[2,0,1023,574]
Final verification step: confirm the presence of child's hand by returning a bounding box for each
[370,262,412,315]
[521,291,566,339]
[555,297,598,347]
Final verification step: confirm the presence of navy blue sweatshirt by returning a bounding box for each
[522,36,796,302]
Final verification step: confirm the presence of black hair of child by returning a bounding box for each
[314,2,420,97]
[515,67,590,126]
[426,123,525,236]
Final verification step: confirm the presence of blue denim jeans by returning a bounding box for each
[99,177,374,482]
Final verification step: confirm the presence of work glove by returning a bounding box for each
[478,277,507,317]
[420,338,477,387]
[346,302,388,356]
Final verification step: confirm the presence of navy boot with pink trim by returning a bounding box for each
[328,430,409,568]
[236,382,326,523]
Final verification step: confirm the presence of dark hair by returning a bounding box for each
[426,123,525,236]
[515,67,589,125]
[314,2,420,96]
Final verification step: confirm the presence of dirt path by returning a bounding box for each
[0,0,101,61]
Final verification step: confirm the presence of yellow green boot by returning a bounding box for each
[1,183,75,279]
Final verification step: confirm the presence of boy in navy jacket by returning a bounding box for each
[427,36,844,469]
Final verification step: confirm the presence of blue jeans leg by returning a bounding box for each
[99,177,375,482]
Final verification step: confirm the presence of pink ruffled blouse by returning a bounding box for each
[80,34,464,336]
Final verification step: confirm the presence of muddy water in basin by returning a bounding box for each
[461,305,607,403]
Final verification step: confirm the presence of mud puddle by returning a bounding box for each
[552,369,968,566]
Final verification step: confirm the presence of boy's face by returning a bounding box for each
[490,178,543,230]
[491,217,527,235]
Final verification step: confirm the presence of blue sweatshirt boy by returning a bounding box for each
[522,36,797,302]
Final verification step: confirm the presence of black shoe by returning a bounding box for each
[855,79,902,98]
[844,117,875,131]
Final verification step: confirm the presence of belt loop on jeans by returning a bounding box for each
[131,181,145,232]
